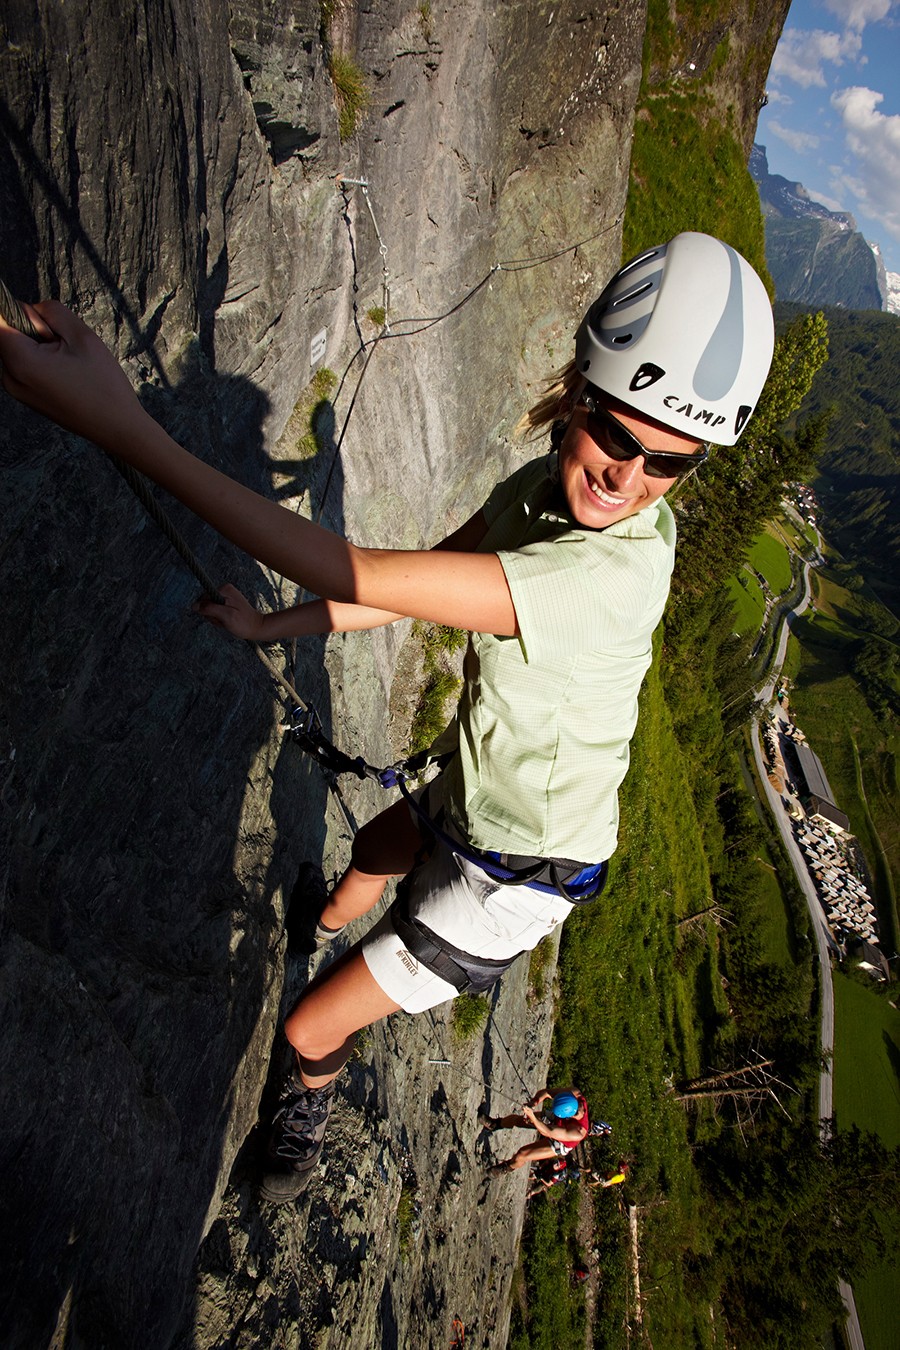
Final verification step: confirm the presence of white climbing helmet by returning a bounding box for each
[574,232,774,446]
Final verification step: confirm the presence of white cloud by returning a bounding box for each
[771,27,863,88]
[768,120,822,153]
[831,86,900,242]
[821,0,894,33]
[805,185,848,212]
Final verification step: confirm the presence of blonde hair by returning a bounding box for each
[515,359,581,440]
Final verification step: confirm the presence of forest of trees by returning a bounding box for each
[778,302,900,613]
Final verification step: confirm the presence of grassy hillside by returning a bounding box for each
[728,569,765,634]
[832,973,900,1350]
[748,528,793,593]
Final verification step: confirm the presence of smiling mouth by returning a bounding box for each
[585,469,627,507]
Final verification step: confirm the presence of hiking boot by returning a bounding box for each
[285,862,336,955]
[259,1066,336,1203]
[489,1159,513,1175]
[479,1111,500,1132]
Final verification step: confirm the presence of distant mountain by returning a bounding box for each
[751,144,896,312]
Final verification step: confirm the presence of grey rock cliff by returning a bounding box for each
[0,1,643,1345]
[751,143,885,311]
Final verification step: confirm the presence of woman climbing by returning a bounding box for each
[0,232,774,1204]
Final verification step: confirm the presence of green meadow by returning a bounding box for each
[747,527,793,594]
[729,517,806,636]
[728,570,765,635]
[834,974,900,1147]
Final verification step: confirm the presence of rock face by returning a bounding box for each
[751,144,886,311]
[0,1,643,1345]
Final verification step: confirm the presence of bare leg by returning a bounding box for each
[505,1141,559,1171]
[318,798,428,930]
[284,946,402,1088]
[493,1113,529,1130]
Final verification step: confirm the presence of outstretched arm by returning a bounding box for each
[0,303,516,636]
[194,514,490,640]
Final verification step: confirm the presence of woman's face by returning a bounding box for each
[558,400,703,529]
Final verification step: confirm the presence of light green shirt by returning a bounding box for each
[439,453,676,861]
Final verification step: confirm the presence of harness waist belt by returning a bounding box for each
[398,778,608,904]
[389,892,517,994]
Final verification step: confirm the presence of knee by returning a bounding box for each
[284,1000,338,1062]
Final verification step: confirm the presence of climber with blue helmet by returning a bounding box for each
[482,1086,592,1173]
[0,232,774,1203]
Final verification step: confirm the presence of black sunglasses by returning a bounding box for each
[579,392,709,480]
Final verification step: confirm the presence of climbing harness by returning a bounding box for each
[284,705,608,905]
[287,702,608,1008]
[404,796,609,905]
[391,885,518,995]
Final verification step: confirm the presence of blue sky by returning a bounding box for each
[759,0,900,273]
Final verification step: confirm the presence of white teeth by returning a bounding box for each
[586,472,625,505]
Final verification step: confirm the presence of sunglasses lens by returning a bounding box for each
[646,454,695,479]
[587,413,637,463]
[584,402,705,479]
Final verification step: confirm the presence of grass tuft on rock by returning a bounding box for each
[407,623,466,757]
[328,49,369,140]
[450,993,490,1042]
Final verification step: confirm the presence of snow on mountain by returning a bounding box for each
[885,272,900,318]
[868,241,900,317]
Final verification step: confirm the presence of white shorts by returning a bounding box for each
[361,829,574,1014]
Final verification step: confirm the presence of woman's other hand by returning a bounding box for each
[193,584,267,641]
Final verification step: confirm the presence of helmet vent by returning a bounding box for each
[612,334,632,345]
[612,279,654,309]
